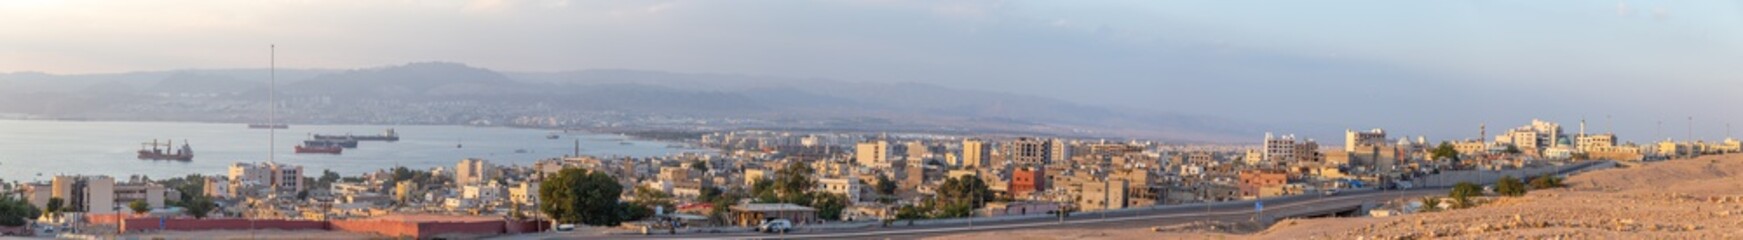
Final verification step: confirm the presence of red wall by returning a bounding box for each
[419,221,503,238]
[116,217,547,239]
[120,218,328,232]
[330,219,418,238]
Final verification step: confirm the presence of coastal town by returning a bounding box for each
[2,118,1737,239]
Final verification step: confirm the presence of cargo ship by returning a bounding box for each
[304,139,358,148]
[314,128,399,142]
[295,141,344,154]
[138,139,194,161]
[247,123,288,129]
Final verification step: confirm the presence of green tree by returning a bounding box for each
[934,176,994,209]
[0,195,42,227]
[751,179,780,203]
[539,168,625,226]
[320,169,341,183]
[772,161,815,202]
[627,185,674,220]
[182,196,216,219]
[156,174,206,204]
[1504,145,1522,154]
[893,204,928,226]
[1419,197,1441,212]
[697,186,724,203]
[1449,182,1481,209]
[707,195,738,226]
[1496,175,1527,197]
[45,197,64,218]
[689,160,709,172]
[874,174,898,196]
[811,193,850,221]
[1529,174,1564,189]
[129,200,151,214]
[1431,141,1461,163]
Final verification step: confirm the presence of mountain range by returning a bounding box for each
[0,62,1262,142]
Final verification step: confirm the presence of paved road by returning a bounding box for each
[507,188,1445,240]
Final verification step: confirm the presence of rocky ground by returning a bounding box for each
[931,154,1743,239]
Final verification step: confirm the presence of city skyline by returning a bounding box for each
[3,1,1741,142]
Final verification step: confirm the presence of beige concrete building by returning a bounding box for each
[1078,179,1128,211]
[1263,133,1321,165]
[817,176,863,203]
[113,181,167,209]
[1577,134,1618,152]
[456,158,498,186]
[855,140,891,167]
[1005,137,1053,166]
[1345,128,1387,152]
[960,138,989,168]
[229,161,305,193]
[49,175,116,214]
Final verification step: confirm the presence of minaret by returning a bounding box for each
[1479,123,1486,143]
[1579,118,1587,137]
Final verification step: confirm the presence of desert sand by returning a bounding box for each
[931,154,1743,239]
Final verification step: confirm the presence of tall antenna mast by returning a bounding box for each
[269,44,276,164]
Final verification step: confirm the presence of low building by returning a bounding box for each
[113,182,167,210]
[730,203,817,226]
[982,201,1060,217]
[1077,179,1128,211]
[817,177,863,203]
[1008,167,1045,199]
[1238,170,1291,199]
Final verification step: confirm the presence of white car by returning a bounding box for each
[555,224,576,232]
[757,219,793,233]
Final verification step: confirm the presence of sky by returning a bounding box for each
[2,0,1741,142]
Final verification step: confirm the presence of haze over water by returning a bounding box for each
[0,119,703,181]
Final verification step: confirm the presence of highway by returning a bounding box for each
[510,188,1445,240]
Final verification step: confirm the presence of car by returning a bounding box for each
[555,224,576,232]
[1322,189,1339,196]
[757,219,793,233]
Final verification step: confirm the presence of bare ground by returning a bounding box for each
[930,154,1743,240]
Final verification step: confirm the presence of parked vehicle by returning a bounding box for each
[757,219,793,233]
[555,224,576,232]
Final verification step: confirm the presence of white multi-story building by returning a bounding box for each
[817,176,863,203]
[229,162,304,193]
[1263,133,1321,165]
[461,182,506,201]
[1345,129,1387,152]
[1497,119,1566,154]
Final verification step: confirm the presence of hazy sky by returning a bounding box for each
[3,0,1741,141]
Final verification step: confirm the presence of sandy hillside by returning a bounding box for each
[931,154,1743,240]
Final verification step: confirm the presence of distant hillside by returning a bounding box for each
[281,62,528,99]
[0,64,1261,142]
